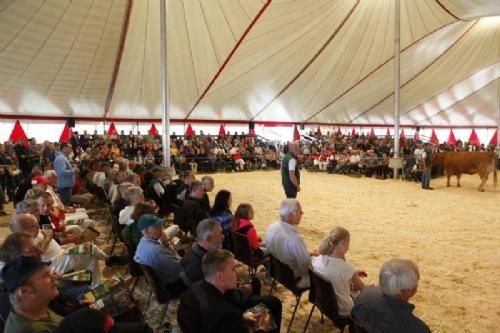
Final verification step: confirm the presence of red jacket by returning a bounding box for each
[235,218,260,250]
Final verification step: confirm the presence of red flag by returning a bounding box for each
[414,130,420,141]
[468,129,480,147]
[447,129,457,146]
[316,126,322,136]
[9,120,28,143]
[400,128,405,138]
[293,125,300,142]
[351,128,356,136]
[490,129,498,145]
[59,123,73,142]
[218,125,226,137]
[149,123,159,136]
[369,128,375,137]
[107,122,118,136]
[430,129,439,145]
[185,124,194,137]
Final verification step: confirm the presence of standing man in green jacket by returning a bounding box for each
[281,143,301,198]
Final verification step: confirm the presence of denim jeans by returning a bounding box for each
[421,169,431,188]
[58,187,72,205]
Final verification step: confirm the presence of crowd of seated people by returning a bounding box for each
[299,131,497,180]
[0,130,443,332]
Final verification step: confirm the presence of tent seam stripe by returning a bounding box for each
[103,0,133,119]
[348,20,478,124]
[250,0,361,122]
[304,19,460,122]
[185,0,272,120]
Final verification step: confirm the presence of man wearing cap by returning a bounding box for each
[1,256,62,333]
[24,175,49,201]
[134,214,188,295]
[54,142,75,205]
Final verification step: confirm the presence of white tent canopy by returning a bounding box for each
[0,0,499,127]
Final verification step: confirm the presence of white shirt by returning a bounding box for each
[265,221,311,287]
[35,232,64,262]
[119,205,135,225]
[288,158,297,171]
[349,154,360,164]
[46,186,64,210]
[414,148,424,161]
[312,255,356,316]
[93,172,106,189]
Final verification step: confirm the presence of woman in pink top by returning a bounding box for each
[232,203,261,253]
[232,203,271,280]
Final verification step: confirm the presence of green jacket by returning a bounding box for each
[281,152,300,189]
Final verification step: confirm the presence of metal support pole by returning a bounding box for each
[393,0,401,180]
[497,77,500,150]
[160,0,171,167]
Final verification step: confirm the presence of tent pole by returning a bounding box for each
[393,0,401,180]
[160,0,171,167]
[497,77,500,150]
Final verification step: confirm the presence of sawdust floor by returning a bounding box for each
[1,170,499,332]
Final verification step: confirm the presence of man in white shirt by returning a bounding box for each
[10,214,126,286]
[118,186,144,225]
[265,199,316,288]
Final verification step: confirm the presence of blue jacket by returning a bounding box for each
[54,152,75,188]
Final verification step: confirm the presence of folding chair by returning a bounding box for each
[269,254,309,333]
[139,264,177,328]
[303,269,355,333]
[231,231,267,277]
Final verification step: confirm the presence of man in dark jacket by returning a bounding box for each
[174,181,208,234]
[178,250,281,333]
[181,219,224,285]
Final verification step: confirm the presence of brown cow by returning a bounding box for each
[432,152,497,191]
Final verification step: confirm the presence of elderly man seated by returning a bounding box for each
[10,213,127,286]
[351,258,431,333]
[24,176,49,201]
[1,256,62,333]
[181,219,224,285]
[0,232,90,303]
[118,186,145,225]
[265,199,317,288]
[43,170,74,214]
[133,214,188,296]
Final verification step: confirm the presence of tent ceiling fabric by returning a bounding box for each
[0,0,499,127]
[0,0,128,118]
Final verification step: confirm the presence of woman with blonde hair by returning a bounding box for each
[312,226,367,316]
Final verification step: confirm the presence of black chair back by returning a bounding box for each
[308,269,353,331]
[309,269,340,321]
[269,254,306,296]
[231,231,254,266]
[139,264,168,303]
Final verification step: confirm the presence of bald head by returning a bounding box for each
[11,214,39,237]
